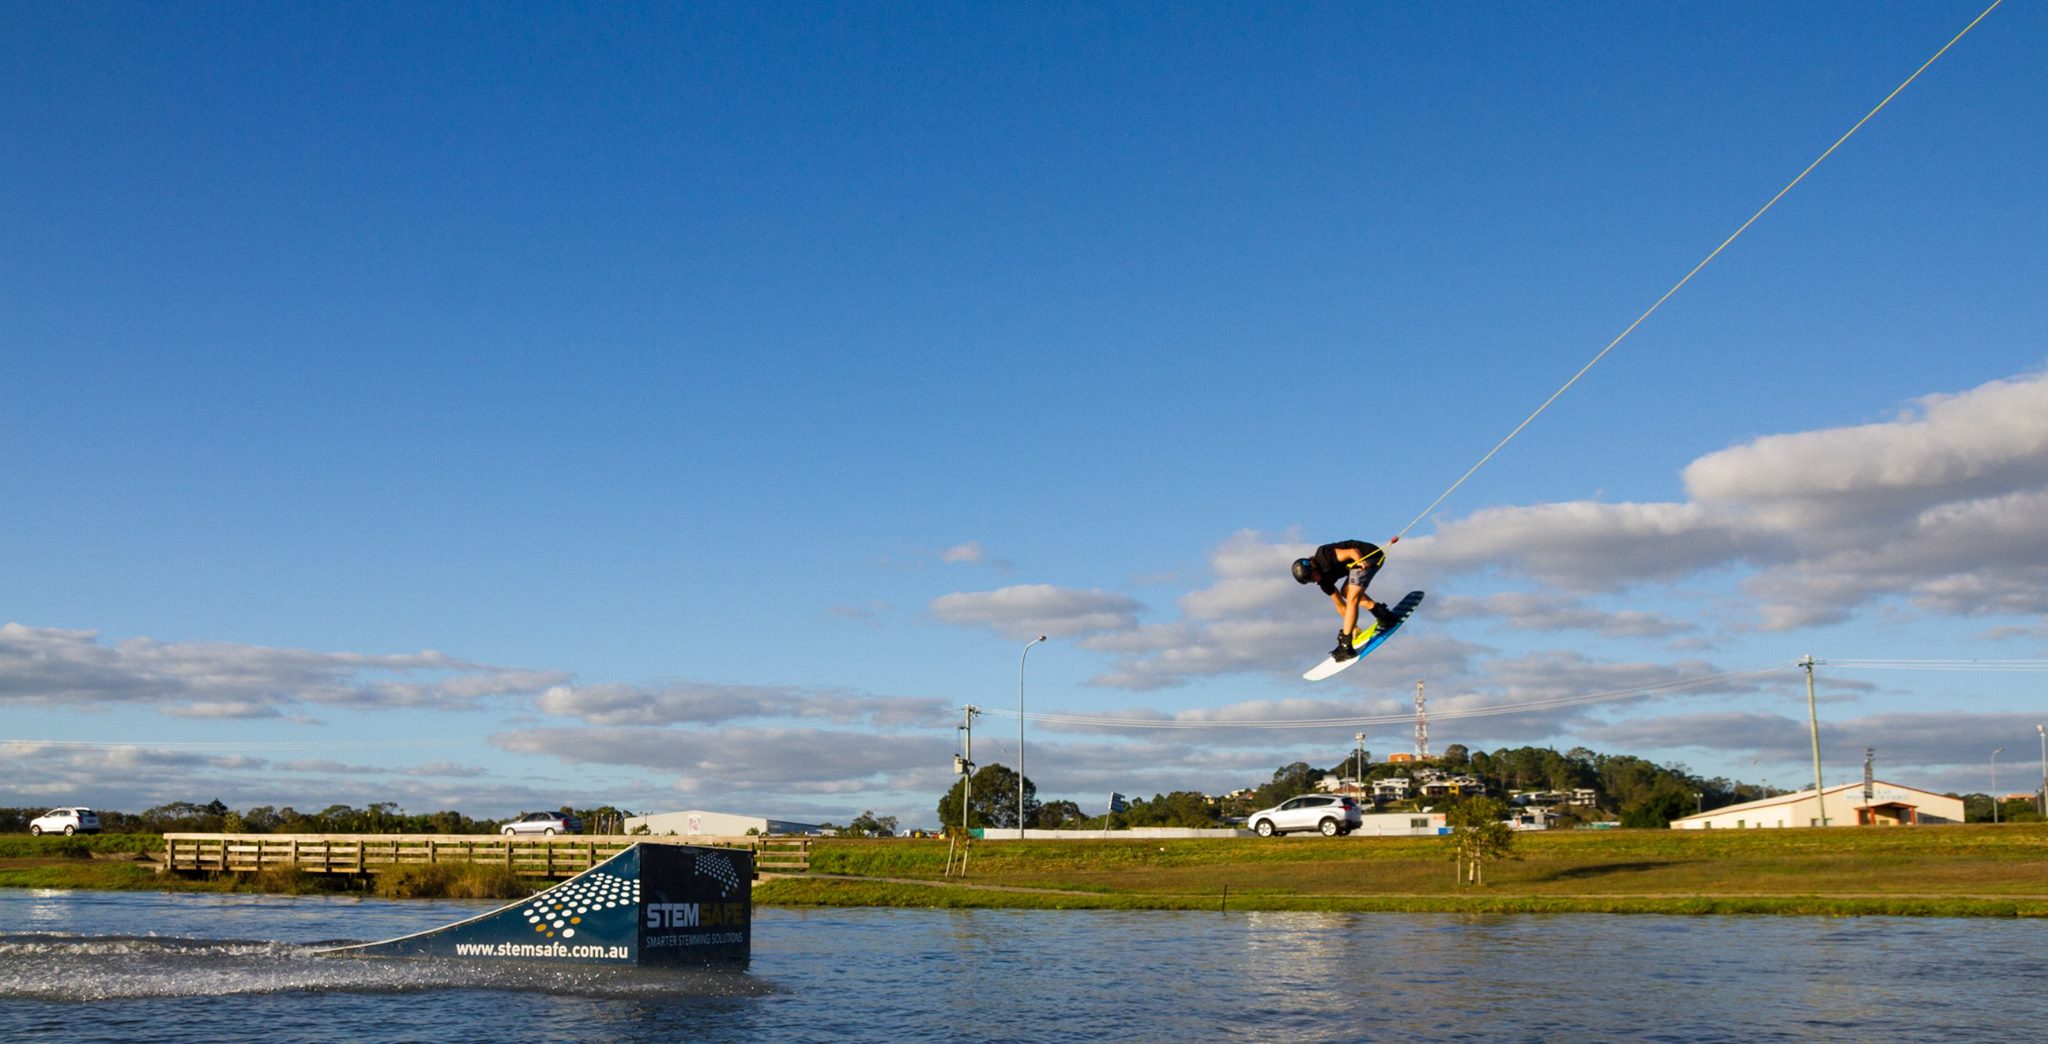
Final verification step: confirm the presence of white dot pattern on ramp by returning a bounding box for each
[520,871,638,940]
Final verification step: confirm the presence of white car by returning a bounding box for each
[500,811,581,836]
[30,808,100,836]
[1247,795,1363,837]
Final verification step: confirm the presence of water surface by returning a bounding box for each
[1,888,2039,1041]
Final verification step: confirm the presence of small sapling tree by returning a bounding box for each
[1446,796,1518,886]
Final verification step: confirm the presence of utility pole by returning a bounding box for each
[1354,732,1367,783]
[1801,656,1827,826]
[2037,724,2045,817]
[947,705,981,877]
[963,704,978,836]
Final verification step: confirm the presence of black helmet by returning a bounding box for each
[1291,558,1316,585]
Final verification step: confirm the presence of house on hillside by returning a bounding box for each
[1417,774,1487,798]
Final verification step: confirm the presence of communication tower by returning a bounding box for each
[1414,680,1429,760]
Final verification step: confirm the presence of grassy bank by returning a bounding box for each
[0,833,548,898]
[8,825,2046,915]
[756,823,2048,917]
[0,832,163,859]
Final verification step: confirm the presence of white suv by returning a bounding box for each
[30,808,100,836]
[500,811,581,836]
[1248,795,1362,837]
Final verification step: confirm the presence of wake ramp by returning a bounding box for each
[316,843,750,965]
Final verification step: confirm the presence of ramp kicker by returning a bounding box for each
[316,842,751,965]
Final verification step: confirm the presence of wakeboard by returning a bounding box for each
[1302,589,1425,681]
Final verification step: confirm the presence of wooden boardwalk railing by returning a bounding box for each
[158,833,810,879]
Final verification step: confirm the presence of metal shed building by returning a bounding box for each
[624,810,824,837]
[1670,780,1963,830]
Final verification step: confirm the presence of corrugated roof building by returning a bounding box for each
[624,809,824,837]
[1670,780,1963,829]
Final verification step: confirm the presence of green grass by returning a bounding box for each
[786,824,2048,916]
[0,832,544,899]
[0,860,237,892]
[10,825,2046,915]
[0,833,164,858]
[371,862,550,900]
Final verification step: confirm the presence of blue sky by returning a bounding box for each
[4,2,2044,828]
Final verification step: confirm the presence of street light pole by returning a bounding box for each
[1019,635,1046,837]
[1992,748,2005,824]
[2037,724,2045,817]
[1801,655,1828,826]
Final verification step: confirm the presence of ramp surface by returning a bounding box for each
[316,843,750,965]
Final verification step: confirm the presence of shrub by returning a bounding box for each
[248,866,342,895]
[373,862,542,900]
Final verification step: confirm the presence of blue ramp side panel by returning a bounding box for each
[315,843,751,965]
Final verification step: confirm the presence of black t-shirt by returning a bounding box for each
[1309,540,1384,595]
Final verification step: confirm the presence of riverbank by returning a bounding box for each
[0,835,549,898]
[8,825,2047,915]
[761,823,2048,916]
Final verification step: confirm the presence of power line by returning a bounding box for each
[1815,659,2048,672]
[976,666,1786,731]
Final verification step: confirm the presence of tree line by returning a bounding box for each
[0,801,635,835]
[936,742,1998,831]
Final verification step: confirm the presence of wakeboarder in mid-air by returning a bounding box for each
[1291,538,1402,663]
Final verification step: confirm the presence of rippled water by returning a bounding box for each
[3,887,2044,1041]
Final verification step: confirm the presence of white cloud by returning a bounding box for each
[825,601,892,626]
[934,540,1013,571]
[536,681,948,728]
[276,758,377,775]
[1432,593,1698,639]
[932,373,2048,692]
[0,740,610,817]
[1405,369,2048,627]
[1581,707,2048,792]
[1682,371,2048,533]
[492,725,951,798]
[1177,530,1312,621]
[161,700,283,720]
[402,761,491,778]
[1753,487,2048,628]
[929,584,1142,639]
[0,623,566,716]
[1406,501,1758,592]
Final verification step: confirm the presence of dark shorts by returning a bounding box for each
[1337,560,1382,596]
